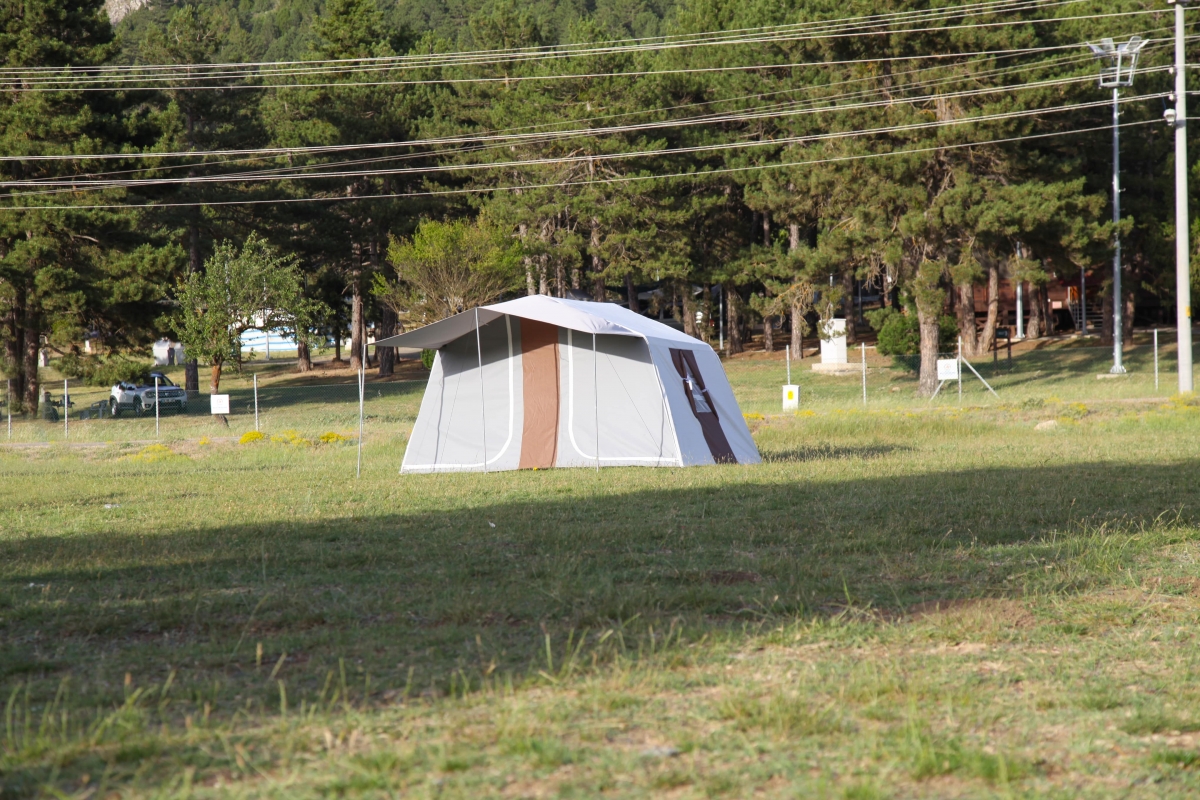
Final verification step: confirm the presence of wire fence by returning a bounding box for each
[2,375,425,459]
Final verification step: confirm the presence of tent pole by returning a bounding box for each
[593,333,600,471]
[476,307,488,473]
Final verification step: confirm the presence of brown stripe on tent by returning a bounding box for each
[669,348,736,464]
[519,319,561,469]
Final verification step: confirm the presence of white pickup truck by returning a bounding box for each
[109,372,189,417]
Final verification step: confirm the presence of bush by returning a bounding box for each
[59,354,152,387]
[421,349,435,370]
[865,307,958,357]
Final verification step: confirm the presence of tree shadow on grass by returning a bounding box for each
[4,457,1198,685]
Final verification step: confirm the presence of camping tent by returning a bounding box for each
[374,296,760,473]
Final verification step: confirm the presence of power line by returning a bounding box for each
[2,52,1166,165]
[0,42,1119,195]
[0,117,1161,212]
[3,95,1154,196]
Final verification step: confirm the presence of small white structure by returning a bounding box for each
[813,318,858,374]
[374,296,760,473]
[782,384,799,410]
[152,338,185,366]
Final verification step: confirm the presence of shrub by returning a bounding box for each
[421,349,435,370]
[318,431,350,444]
[270,429,312,446]
[865,307,958,359]
[239,431,266,444]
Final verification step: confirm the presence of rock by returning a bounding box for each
[1035,420,1059,431]
[641,746,681,758]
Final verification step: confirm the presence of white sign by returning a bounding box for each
[210,394,230,415]
[937,359,960,381]
[782,384,799,411]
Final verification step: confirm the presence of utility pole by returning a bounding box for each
[1169,0,1195,392]
[1088,35,1146,374]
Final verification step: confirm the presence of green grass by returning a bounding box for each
[4,344,1200,797]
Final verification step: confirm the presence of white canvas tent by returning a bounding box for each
[374,296,760,473]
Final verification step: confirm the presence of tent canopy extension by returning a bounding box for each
[376,296,761,473]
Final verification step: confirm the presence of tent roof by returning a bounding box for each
[374,295,705,350]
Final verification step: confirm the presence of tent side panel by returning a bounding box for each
[646,340,716,466]
[400,349,448,472]
[690,345,761,464]
[400,316,524,473]
[555,331,680,468]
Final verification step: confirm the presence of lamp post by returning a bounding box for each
[1167,0,1195,392]
[1087,36,1147,374]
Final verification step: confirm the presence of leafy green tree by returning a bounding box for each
[375,218,522,326]
[173,234,309,392]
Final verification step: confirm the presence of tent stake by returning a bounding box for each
[477,307,488,473]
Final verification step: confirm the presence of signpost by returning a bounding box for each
[782,344,799,410]
[210,394,230,416]
[995,327,1012,369]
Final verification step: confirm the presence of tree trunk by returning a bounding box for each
[590,219,605,301]
[554,258,566,298]
[377,305,397,377]
[22,312,38,415]
[842,271,857,344]
[350,279,364,370]
[727,290,743,355]
[1026,284,1045,339]
[3,281,25,411]
[955,282,978,355]
[297,341,313,373]
[789,223,803,357]
[520,223,535,296]
[912,263,944,397]
[626,273,639,314]
[763,315,774,352]
[334,334,342,363]
[977,259,999,354]
[915,302,940,397]
[791,301,804,357]
[681,283,698,338]
[762,212,770,247]
[210,363,222,394]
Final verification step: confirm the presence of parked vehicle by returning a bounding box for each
[109,372,188,417]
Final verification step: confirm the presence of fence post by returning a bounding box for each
[253,373,259,432]
[63,378,68,439]
[861,343,867,405]
[154,375,160,438]
[1154,328,1160,393]
[957,337,963,406]
[357,339,365,479]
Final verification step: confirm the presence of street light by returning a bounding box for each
[1087,35,1147,375]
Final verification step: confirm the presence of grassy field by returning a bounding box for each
[4,337,1200,798]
